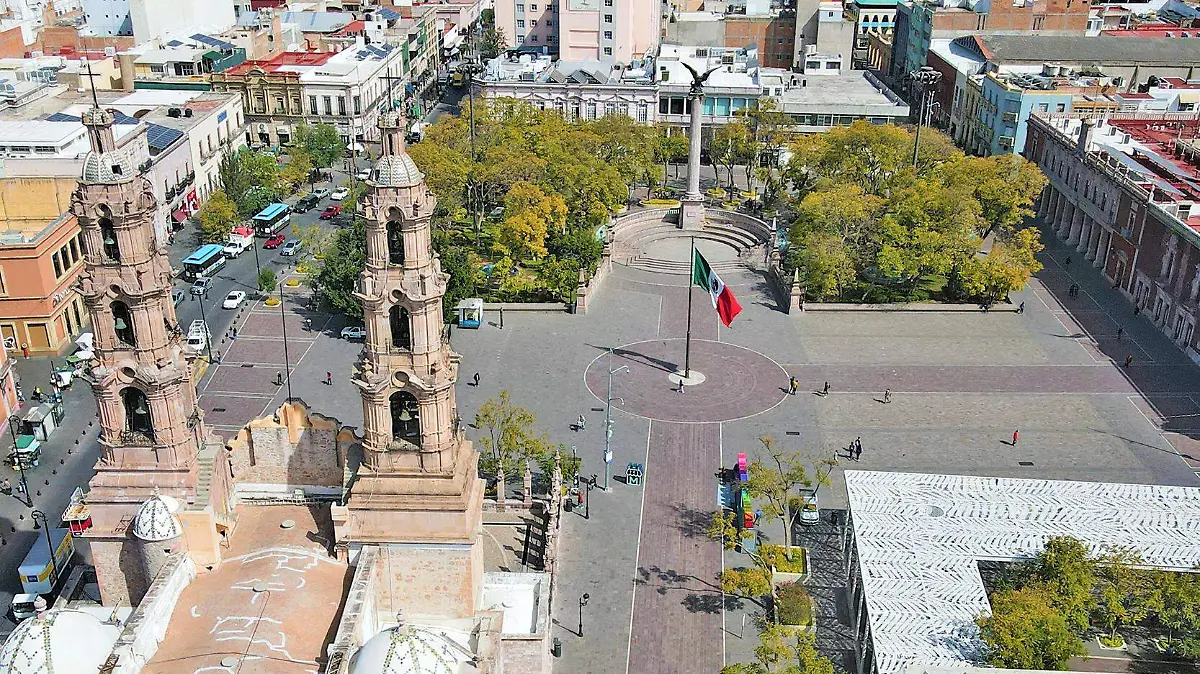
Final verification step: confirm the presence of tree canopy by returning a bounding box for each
[977,587,1085,670]
[294,122,346,168]
[197,190,239,243]
[780,121,1047,303]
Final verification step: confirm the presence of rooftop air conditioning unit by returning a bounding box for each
[167,107,181,117]
[183,108,193,117]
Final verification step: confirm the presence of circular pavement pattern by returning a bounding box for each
[584,338,789,423]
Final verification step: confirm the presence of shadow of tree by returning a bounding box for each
[673,502,713,539]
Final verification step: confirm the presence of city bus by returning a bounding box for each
[252,202,291,237]
[181,244,227,282]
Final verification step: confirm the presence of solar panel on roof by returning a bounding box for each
[145,123,184,151]
[45,112,75,122]
[166,40,183,47]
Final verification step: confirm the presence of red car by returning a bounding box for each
[320,205,342,220]
[263,233,286,249]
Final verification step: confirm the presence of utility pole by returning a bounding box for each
[908,67,942,169]
[604,350,628,491]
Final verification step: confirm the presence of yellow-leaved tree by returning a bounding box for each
[495,181,566,261]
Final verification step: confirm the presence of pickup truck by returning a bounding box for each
[185,319,210,352]
[223,226,254,258]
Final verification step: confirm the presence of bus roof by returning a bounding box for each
[183,244,224,265]
[19,528,68,574]
[253,203,289,220]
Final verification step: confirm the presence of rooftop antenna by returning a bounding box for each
[85,58,100,108]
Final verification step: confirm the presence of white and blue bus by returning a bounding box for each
[181,243,227,282]
[252,202,291,237]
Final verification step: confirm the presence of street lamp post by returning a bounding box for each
[578,593,589,637]
[604,350,628,491]
[31,510,56,588]
[908,67,942,169]
[279,283,293,401]
[197,290,215,364]
[458,61,485,248]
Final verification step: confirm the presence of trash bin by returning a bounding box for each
[551,638,562,658]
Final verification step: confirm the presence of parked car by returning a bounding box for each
[279,239,302,257]
[172,289,185,306]
[355,168,371,180]
[340,326,367,340]
[311,187,330,200]
[330,186,350,201]
[190,277,213,296]
[263,234,286,249]
[799,490,820,526]
[222,291,246,309]
[294,193,320,212]
[320,205,342,220]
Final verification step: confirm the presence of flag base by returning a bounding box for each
[668,370,706,387]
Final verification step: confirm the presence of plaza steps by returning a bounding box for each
[618,222,764,276]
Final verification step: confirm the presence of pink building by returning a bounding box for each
[494,0,661,61]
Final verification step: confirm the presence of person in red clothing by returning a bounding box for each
[1012,430,1019,446]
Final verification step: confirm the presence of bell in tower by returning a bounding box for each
[71,103,228,607]
[335,109,485,620]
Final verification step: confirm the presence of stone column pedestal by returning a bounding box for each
[680,197,704,230]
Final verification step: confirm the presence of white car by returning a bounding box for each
[798,490,820,526]
[222,291,246,309]
[330,186,350,201]
[355,169,371,180]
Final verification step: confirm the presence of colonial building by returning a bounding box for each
[1026,112,1200,362]
[71,103,231,605]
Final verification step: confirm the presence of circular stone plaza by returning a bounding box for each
[444,211,1200,674]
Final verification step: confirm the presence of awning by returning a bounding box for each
[171,209,188,222]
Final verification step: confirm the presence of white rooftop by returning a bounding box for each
[112,90,203,107]
[846,470,1200,674]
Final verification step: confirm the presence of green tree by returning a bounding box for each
[295,122,346,169]
[950,154,1047,241]
[746,436,836,559]
[239,185,277,219]
[219,148,251,206]
[434,229,481,319]
[710,120,754,193]
[291,221,327,260]
[312,218,366,318]
[721,625,836,674]
[1153,571,1200,652]
[241,151,281,190]
[1094,547,1155,642]
[474,390,556,488]
[478,25,507,59]
[496,181,565,260]
[279,150,313,195]
[1026,536,1096,633]
[977,587,1084,670]
[197,190,239,243]
[256,267,277,295]
[951,227,1044,304]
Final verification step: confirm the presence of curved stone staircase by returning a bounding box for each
[611,209,771,276]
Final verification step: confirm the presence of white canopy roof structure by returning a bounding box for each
[845,470,1200,674]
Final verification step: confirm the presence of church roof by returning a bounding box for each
[348,624,475,674]
[371,155,424,188]
[0,609,121,674]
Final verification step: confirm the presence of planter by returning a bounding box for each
[264,297,281,306]
[285,279,301,287]
[1096,635,1127,651]
[641,199,680,207]
[773,582,815,636]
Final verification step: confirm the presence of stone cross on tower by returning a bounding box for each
[334,108,485,619]
[679,62,720,231]
[70,105,212,606]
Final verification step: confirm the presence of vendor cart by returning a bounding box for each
[61,487,92,535]
[8,434,39,469]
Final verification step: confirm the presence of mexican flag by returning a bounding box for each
[692,248,742,327]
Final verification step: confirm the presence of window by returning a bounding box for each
[603,46,613,55]
[604,13,612,22]
[34,145,55,153]
[323,96,333,115]
[309,95,318,115]
[354,95,361,115]
[604,30,612,39]
[517,19,524,28]
[1056,103,1066,112]
[516,2,524,11]
[546,19,553,27]
[548,34,556,42]
[531,18,537,26]
[586,101,597,119]
[531,34,538,42]
[605,0,613,4]
[605,103,617,117]
[254,95,266,112]
[1038,102,1048,112]
[531,2,537,8]
[660,98,670,115]
[637,102,648,123]
[52,252,62,278]
[274,96,285,113]
[338,96,347,116]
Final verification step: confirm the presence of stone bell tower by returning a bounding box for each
[336,110,484,619]
[71,106,209,606]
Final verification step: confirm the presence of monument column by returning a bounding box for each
[679,89,705,231]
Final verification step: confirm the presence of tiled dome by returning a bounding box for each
[372,154,424,188]
[348,625,474,674]
[131,494,183,542]
[0,609,121,674]
[81,149,135,184]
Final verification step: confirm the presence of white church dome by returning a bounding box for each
[348,625,476,674]
[131,494,183,542]
[0,609,121,674]
[81,148,136,184]
[372,154,424,188]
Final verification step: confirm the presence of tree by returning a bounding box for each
[474,390,556,488]
[977,587,1084,670]
[279,150,313,195]
[478,25,507,59]
[239,185,276,219]
[312,218,366,319]
[197,190,239,243]
[721,625,837,674]
[710,120,753,193]
[951,227,1044,304]
[950,154,1047,241]
[1026,536,1096,633]
[1153,571,1200,652]
[746,436,836,559]
[219,148,250,206]
[256,267,277,295]
[296,122,346,169]
[240,151,281,191]
[495,181,565,260]
[1094,547,1155,642]
[291,221,327,260]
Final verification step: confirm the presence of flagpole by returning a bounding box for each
[684,236,695,379]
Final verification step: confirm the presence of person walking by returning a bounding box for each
[1012,429,1019,446]
[854,438,862,461]
[499,307,505,330]
[1134,305,1141,316]
[275,371,283,386]
[1065,255,1072,267]
[578,414,586,431]
[1,478,9,495]
[1116,327,1124,341]
[883,388,891,404]
[822,381,830,396]
[1124,354,1133,368]
[788,376,798,396]
[326,371,333,386]
[1018,301,1025,314]
[473,372,481,387]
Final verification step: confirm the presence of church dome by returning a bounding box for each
[348,625,476,674]
[372,154,424,188]
[81,148,135,184]
[0,609,121,674]
[131,494,183,542]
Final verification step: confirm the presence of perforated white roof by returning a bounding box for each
[845,470,1200,674]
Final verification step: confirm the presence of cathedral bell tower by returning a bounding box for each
[71,106,207,606]
[336,110,484,619]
